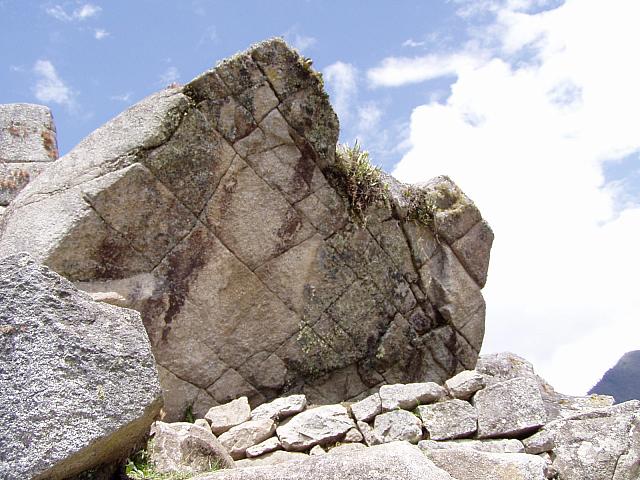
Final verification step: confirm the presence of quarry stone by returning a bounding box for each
[149,422,235,474]
[276,404,356,451]
[380,382,447,411]
[373,410,423,444]
[474,377,546,438]
[350,393,382,422]
[218,418,276,460]
[0,39,492,418]
[419,438,525,454]
[418,399,478,440]
[445,370,485,400]
[0,253,162,480]
[251,394,307,421]
[205,397,252,435]
[245,436,282,458]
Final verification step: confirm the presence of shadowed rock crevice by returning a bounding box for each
[0,38,493,420]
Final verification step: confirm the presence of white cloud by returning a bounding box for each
[402,39,426,48]
[383,0,640,394]
[159,66,180,86]
[32,60,75,108]
[367,53,480,88]
[94,28,109,40]
[323,62,358,123]
[356,102,383,134]
[290,33,316,52]
[46,3,102,22]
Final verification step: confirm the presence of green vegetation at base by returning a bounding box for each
[329,141,389,224]
[124,446,220,480]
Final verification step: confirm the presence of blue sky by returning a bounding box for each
[2,0,639,395]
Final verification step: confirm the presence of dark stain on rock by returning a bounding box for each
[41,130,59,160]
[7,123,25,137]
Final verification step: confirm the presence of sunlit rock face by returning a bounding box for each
[0,39,492,419]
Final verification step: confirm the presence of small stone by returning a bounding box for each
[350,393,382,423]
[343,428,364,443]
[380,383,446,411]
[418,438,525,454]
[205,397,252,435]
[218,418,276,460]
[418,399,478,440]
[522,430,555,454]
[445,370,486,400]
[373,410,423,444]
[309,445,326,456]
[194,419,212,432]
[357,420,383,447]
[251,394,307,421]
[276,404,355,451]
[474,377,546,438]
[245,436,282,458]
[235,450,308,467]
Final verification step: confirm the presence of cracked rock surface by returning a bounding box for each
[0,39,493,419]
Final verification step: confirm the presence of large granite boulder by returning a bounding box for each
[0,103,58,207]
[0,253,162,480]
[0,39,492,419]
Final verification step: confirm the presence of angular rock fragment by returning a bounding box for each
[276,404,356,451]
[373,410,423,444]
[474,377,546,438]
[198,442,456,480]
[205,397,252,435]
[245,436,282,458]
[0,253,162,480]
[343,427,364,443]
[350,393,382,422]
[251,394,306,421]
[149,421,235,474]
[380,382,447,411]
[235,450,308,467]
[418,399,478,440]
[357,420,383,447]
[445,370,485,400]
[0,39,493,417]
[419,438,525,454]
[218,418,276,460]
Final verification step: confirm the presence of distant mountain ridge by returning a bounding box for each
[589,350,640,403]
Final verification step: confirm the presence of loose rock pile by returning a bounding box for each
[146,352,640,480]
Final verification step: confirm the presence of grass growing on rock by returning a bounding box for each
[403,185,440,231]
[125,446,220,480]
[329,141,389,224]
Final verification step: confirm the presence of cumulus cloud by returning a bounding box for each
[46,3,101,22]
[32,60,75,108]
[323,61,358,123]
[374,0,640,394]
[94,28,109,40]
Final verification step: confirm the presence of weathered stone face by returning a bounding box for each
[0,39,493,419]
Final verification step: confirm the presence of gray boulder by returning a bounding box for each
[419,438,525,453]
[380,382,446,411]
[0,253,162,480]
[276,404,355,451]
[418,399,478,440]
[197,441,456,479]
[0,103,58,206]
[205,397,252,435]
[149,421,235,474]
[218,418,276,460]
[474,376,546,438]
[251,394,307,421]
[373,410,423,444]
[445,369,485,400]
[0,39,492,418]
[350,393,382,422]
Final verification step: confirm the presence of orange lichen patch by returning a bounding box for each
[41,130,59,160]
[0,168,30,190]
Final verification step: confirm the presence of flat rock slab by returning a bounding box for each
[350,393,382,422]
[198,442,456,480]
[373,409,423,444]
[425,449,548,480]
[445,370,485,400]
[0,39,492,418]
[276,404,355,451]
[0,253,162,480]
[0,103,58,163]
[474,376,546,438]
[205,397,252,435]
[218,418,276,460]
[418,399,478,440]
[251,394,307,421]
[419,438,525,454]
[380,382,446,411]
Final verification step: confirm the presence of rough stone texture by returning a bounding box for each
[350,393,382,422]
[474,377,546,438]
[424,449,548,480]
[373,410,423,444]
[251,394,307,421]
[380,382,447,411]
[540,401,640,480]
[205,397,252,435]
[199,442,456,480]
[343,427,364,443]
[0,39,492,418]
[445,369,485,400]
[419,438,525,454]
[0,253,162,480]
[418,399,478,440]
[245,436,282,458]
[0,103,58,205]
[276,404,356,451]
[357,420,383,446]
[218,418,276,460]
[309,445,325,456]
[235,450,308,468]
[149,422,235,474]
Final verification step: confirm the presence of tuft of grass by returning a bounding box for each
[125,443,220,480]
[403,185,440,231]
[330,141,388,224]
[183,405,196,424]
